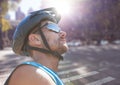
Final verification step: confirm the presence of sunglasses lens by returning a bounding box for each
[47,23,61,33]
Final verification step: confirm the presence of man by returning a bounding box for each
[4,8,68,85]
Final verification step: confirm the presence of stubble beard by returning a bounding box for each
[58,41,68,54]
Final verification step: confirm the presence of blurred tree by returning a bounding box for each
[0,0,8,16]
[0,0,21,16]
[0,0,21,47]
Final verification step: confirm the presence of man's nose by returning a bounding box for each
[59,31,67,38]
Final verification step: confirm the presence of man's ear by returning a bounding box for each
[28,34,41,46]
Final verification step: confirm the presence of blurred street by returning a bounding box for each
[1,0,120,85]
[0,44,120,85]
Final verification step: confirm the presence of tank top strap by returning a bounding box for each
[22,61,64,85]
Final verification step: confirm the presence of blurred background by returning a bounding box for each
[0,0,120,85]
[0,0,120,49]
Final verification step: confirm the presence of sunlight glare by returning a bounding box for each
[52,1,72,16]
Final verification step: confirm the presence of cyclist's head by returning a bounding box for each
[12,7,68,60]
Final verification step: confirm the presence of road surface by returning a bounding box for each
[0,44,120,85]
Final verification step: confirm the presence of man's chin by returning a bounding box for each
[59,44,69,54]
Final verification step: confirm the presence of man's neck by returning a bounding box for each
[32,51,60,72]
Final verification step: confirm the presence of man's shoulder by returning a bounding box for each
[9,64,55,85]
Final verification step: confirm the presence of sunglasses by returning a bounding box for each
[39,23,61,33]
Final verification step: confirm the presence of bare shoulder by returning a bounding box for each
[9,64,56,85]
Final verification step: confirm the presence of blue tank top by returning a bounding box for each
[4,61,64,85]
[23,61,64,85]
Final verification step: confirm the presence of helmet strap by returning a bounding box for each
[38,29,51,50]
[27,29,63,60]
[27,45,63,60]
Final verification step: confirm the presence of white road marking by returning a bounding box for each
[86,76,115,85]
[59,61,71,65]
[98,68,108,71]
[58,63,78,69]
[58,66,87,75]
[0,74,9,78]
[62,71,99,83]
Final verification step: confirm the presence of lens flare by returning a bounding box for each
[43,0,73,16]
[52,1,72,16]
